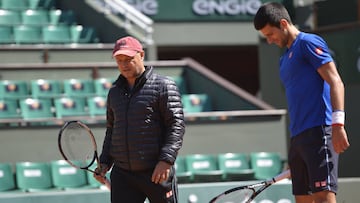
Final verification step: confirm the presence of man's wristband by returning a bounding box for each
[332,110,345,126]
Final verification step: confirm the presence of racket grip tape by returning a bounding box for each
[273,169,291,183]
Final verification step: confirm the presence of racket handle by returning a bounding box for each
[273,169,291,183]
[104,177,111,190]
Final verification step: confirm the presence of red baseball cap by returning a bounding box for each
[112,36,144,57]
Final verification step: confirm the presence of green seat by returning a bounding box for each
[0,99,20,119]
[0,162,16,191]
[28,0,55,10]
[0,80,29,99]
[63,79,95,97]
[54,97,88,118]
[218,153,255,181]
[42,25,71,44]
[0,10,21,26]
[31,79,62,98]
[21,9,49,26]
[185,154,222,183]
[87,96,106,117]
[19,98,54,120]
[174,156,192,183]
[0,26,14,44]
[16,161,53,192]
[70,25,98,43]
[13,25,42,44]
[51,160,87,189]
[250,152,283,180]
[48,9,76,25]
[182,94,212,113]
[171,76,187,94]
[94,78,113,96]
[0,0,29,10]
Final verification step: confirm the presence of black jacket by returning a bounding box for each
[100,66,185,171]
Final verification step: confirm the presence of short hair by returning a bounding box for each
[253,2,292,30]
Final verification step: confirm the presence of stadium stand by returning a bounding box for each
[0,26,14,44]
[13,25,43,44]
[250,152,284,180]
[54,97,88,118]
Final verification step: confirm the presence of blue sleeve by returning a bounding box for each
[301,34,333,70]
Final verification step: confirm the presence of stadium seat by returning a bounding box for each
[171,76,187,94]
[0,26,14,44]
[87,96,107,117]
[42,25,71,44]
[218,153,255,181]
[15,161,53,192]
[31,79,62,98]
[21,9,49,26]
[51,160,88,189]
[13,25,42,44]
[0,0,29,10]
[185,154,222,183]
[181,94,212,113]
[28,0,55,10]
[0,162,16,191]
[54,97,88,118]
[0,80,29,99]
[70,25,99,43]
[250,152,283,180]
[94,78,113,96]
[0,10,21,26]
[0,99,21,119]
[63,78,95,97]
[174,156,192,183]
[19,98,54,120]
[48,9,76,25]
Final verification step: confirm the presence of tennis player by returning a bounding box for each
[253,2,350,203]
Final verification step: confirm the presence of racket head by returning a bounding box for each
[58,120,98,171]
[210,186,255,203]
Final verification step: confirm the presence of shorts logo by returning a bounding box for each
[315,180,327,188]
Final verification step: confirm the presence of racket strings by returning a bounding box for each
[60,122,95,168]
[213,188,254,203]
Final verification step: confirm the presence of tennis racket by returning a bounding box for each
[58,120,111,190]
[209,169,291,203]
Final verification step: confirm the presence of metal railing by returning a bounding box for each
[86,0,154,45]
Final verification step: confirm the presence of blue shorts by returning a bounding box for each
[288,125,338,195]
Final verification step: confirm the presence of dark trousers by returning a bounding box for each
[110,166,178,203]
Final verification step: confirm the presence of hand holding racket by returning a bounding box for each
[58,120,111,190]
[209,169,291,203]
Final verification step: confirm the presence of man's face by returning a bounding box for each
[259,24,288,48]
[114,52,145,81]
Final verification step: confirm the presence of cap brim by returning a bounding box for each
[112,50,138,57]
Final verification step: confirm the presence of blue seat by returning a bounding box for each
[250,152,283,180]
[28,0,55,10]
[0,0,29,10]
[0,162,16,191]
[16,161,53,192]
[70,25,98,43]
[54,97,88,118]
[0,99,20,119]
[48,9,76,25]
[218,153,255,181]
[21,9,49,26]
[63,78,95,97]
[31,79,63,98]
[0,80,29,99]
[19,98,54,120]
[51,160,88,189]
[0,26,14,44]
[94,78,113,96]
[87,96,107,117]
[13,25,42,44]
[42,25,71,44]
[182,94,212,113]
[185,154,223,183]
[0,9,21,26]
